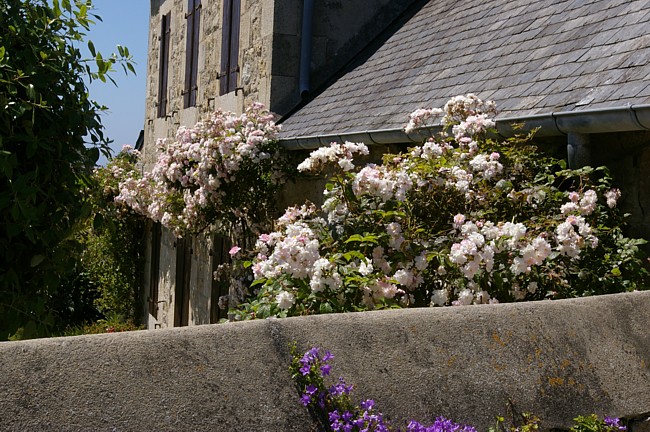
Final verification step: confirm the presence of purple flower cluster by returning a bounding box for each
[297,347,340,408]
[329,401,390,432]
[604,416,627,431]
[329,377,354,398]
[406,417,477,432]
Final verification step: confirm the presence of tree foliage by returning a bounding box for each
[0,0,133,339]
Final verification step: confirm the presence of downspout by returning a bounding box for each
[567,133,592,169]
[299,0,314,98]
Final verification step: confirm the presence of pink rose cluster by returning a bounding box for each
[231,95,647,318]
[115,103,285,236]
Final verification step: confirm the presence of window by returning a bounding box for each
[219,0,241,95]
[184,0,201,108]
[157,13,171,118]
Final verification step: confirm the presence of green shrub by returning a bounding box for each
[78,147,145,321]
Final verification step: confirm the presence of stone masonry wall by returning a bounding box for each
[143,0,277,328]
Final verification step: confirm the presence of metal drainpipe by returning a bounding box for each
[299,0,314,99]
[567,133,592,169]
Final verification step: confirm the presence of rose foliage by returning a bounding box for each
[231,94,648,319]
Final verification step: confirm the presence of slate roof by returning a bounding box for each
[279,0,650,140]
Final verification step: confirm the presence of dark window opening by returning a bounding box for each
[157,13,171,118]
[184,0,201,108]
[210,235,232,323]
[148,223,162,317]
[219,0,241,95]
[174,237,192,327]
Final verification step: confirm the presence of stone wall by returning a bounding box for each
[1,292,649,431]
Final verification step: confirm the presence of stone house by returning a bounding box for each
[141,0,650,329]
[141,0,422,328]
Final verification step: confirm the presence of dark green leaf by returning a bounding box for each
[87,40,96,57]
[30,255,45,267]
[319,302,333,314]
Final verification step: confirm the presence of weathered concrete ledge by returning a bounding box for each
[1,292,650,431]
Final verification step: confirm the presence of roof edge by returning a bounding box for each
[279,105,650,150]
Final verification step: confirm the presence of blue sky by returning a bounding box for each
[84,1,150,165]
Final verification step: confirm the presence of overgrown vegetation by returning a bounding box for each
[79,147,145,321]
[62,313,143,336]
[0,0,135,339]
[227,95,648,319]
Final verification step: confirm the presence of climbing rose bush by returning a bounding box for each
[231,94,648,319]
[116,103,289,237]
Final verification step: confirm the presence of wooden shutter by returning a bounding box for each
[148,223,162,317]
[184,0,201,108]
[220,0,240,95]
[219,0,233,96]
[157,13,171,118]
[190,0,201,106]
[174,237,192,327]
[227,0,241,93]
[210,235,232,323]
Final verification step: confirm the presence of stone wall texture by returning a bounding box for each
[1,291,649,431]
[143,0,418,168]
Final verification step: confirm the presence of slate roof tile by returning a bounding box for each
[280,0,650,139]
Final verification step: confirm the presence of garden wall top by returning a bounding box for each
[1,291,650,431]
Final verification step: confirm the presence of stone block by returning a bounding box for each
[272,0,301,35]
[271,34,300,77]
